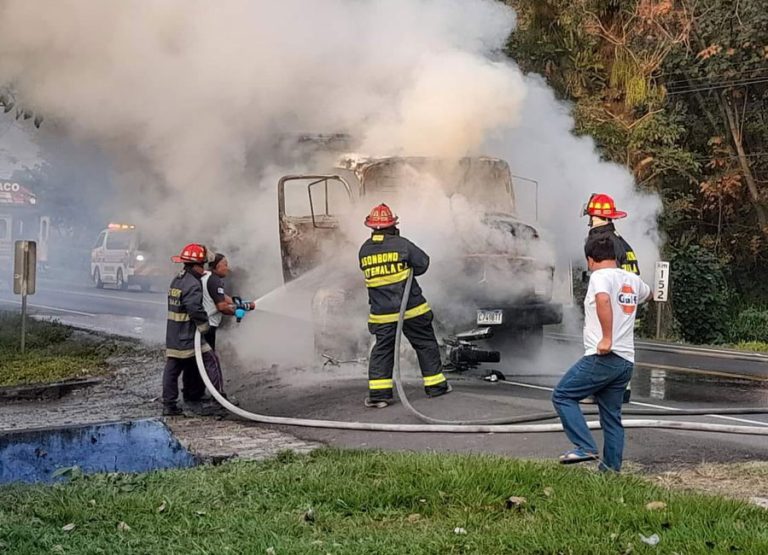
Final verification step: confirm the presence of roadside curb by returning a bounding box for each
[0,378,103,401]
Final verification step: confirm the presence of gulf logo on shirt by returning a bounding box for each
[617,284,638,315]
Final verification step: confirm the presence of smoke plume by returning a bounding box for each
[0,0,661,366]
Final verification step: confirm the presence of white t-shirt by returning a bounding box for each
[201,272,223,328]
[583,268,651,362]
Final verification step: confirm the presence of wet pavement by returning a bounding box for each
[0,278,166,342]
[227,355,768,471]
[1,278,767,471]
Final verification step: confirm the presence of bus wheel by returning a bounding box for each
[116,269,127,290]
[93,268,104,289]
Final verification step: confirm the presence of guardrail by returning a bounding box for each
[546,332,768,363]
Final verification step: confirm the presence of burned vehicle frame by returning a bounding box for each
[276,156,563,376]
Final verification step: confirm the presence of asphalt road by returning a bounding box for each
[3,278,768,469]
[233,363,768,470]
[0,277,167,341]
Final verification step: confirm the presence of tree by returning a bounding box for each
[0,88,43,128]
[506,0,768,304]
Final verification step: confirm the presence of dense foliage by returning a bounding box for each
[506,0,768,343]
[669,244,729,343]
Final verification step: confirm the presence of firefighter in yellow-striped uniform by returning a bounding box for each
[583,193,640,276]
[359,204,451,408]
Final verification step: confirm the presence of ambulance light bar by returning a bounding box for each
[107,223,136,230]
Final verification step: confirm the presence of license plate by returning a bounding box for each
[476,309,503,325]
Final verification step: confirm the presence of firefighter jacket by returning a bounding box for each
[166,267,212,358]
[359,230,432,324]
[588,223,640,275]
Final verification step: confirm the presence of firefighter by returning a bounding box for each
[162,243,224,416]
[582,193,640,404]
[359,204,451,408]
[583,193,640,276]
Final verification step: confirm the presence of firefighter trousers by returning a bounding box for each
[367,311,448,402]
[162,351,223,408]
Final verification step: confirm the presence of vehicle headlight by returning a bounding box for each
[135,254,145,262]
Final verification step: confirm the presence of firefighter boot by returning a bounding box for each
[163,404,184,417]
[427,383,452,398]
[364,397,390,409]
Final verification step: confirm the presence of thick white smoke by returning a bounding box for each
[486,74,661,276]
[0,0,660,366]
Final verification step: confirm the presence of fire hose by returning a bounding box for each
[194,271,768,435]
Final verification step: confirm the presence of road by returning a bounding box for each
[228,343,768,470]
[0,277,167,342]
[3,278,768,469]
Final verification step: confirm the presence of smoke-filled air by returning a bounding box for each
[0,0,660,365]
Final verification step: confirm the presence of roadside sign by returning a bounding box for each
[13,240,36,295]
[13,240,36,354]
[653,261,669,302]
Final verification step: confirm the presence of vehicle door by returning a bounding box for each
[0,215,12,282]
[91,231,107,277]
[277,175,354,283]
[103,230,132,282]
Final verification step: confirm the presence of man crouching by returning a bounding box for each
[552,237,651,471]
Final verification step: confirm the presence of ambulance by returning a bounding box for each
[90,223,165,291]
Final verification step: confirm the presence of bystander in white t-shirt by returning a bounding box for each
[583,268,651,362]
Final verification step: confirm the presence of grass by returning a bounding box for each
[1,449,766,554]
[0,312,128,387]
[729,341,768,353]
[652,462,768,501]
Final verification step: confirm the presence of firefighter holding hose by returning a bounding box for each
[359,204,451,408]
[162,243,224,416]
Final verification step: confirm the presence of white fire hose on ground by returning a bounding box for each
[194,271,768,436]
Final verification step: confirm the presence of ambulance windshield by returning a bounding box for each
[106,230,134,250]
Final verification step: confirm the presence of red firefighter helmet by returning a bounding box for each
[364,203,399,229]
[171,243,208,264]
[583,193,627,220]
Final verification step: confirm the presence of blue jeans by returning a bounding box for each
[552,353,633,471]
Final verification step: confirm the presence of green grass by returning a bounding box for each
[0,312,127,387]
[1,449,766,554]
[729,341,768,353]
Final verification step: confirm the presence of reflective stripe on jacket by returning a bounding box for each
[166,268,211,358]
[358,231,432,324]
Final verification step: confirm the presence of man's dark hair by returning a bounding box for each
[585,237,616,262]
[209,252,226,270]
